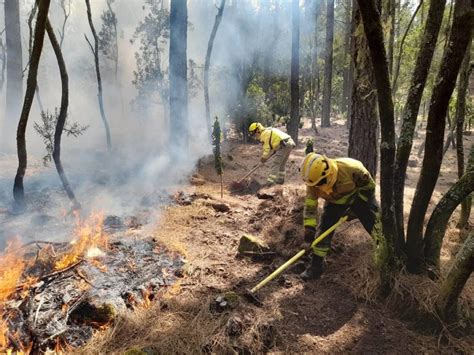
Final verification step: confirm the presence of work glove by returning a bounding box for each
[260,156,268,164]
[358,188,374,202]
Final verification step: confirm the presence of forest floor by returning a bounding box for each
[0,119,472,353]
[76,119,473,354]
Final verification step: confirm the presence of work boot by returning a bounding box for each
[299,255,325,281]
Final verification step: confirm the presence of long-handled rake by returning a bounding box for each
[244,215,348,305]
[230,153,277,190]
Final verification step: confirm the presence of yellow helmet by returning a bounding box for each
[301,153,337,188]
[249,122,264,135]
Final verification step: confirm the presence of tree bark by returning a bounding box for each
[287,0,300,143]
[44,15,80,211]
[85,0,112,152]
[169,0,188,155]
[455,42,472,229]
[4,0,24,149]
[348,4,378,178]
[13,0,51,209]
[424,145,474,269]
[406,0,473,272]
[204,0,225,140]
[321,0,334,128]
[393,0,446,249]
[357,0,401,285]
[435,231,473,322]
[341,0,352,116]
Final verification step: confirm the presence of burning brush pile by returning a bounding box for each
[0,213,184,353]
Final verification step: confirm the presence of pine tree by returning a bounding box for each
[212,116,224,198]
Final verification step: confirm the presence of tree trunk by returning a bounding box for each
[346,1,357,129]
[393,0,446,249]
[424,145,474,269]
[435,231,473,322]
[4,0,24,150]
[85,0,112,152]
[13,0,51,209]
[287,0,300,143]
[341,0,352,116]
[309,1,321,133]
[348,4,378,178]
[406,0,473,272]
[387,0,396,76]
[357,0,401,288]
[204,0,225,140]
[27,3,45,114]
[0,33,5,93]
[321,0,334,128]
[44,16,80,211]
[455,42,472,229]
[169,0,188,155]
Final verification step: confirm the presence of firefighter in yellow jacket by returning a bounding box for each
[248,122,296,185]
[300,152,379,280]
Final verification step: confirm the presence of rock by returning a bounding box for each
[104,215,124,230]
[208,202,231,213]
[407,159,418,167]
[259,323,278,350]
[238,235,270,254]
[226,316,244,336]
[190,176,206,186]
[211,292,240,313]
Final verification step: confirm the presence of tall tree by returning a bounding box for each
[85,0,112,151]
[287,0,300,142]
[321,0,334,128]
[169,0,188,155]
[204,0,226,140]
[0,30,5,93]
[13,0,51,209]
[98,0,118,79]
[45,16,80,211]
[455,42,472,229]
[357,0,401,285]
[406,0,473,272]
[3,0,24,149]
[393,0,446,248]
[348,3,378,178]
[341,0,353,117]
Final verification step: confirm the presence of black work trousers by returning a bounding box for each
[313,193,379,257]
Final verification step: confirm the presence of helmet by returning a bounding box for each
[249,122,264,135]
[301,153,337,189]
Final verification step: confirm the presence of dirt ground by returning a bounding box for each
[74,119,473,354]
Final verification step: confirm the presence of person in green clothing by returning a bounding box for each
[248,122,296,185]
[299,152,379,280]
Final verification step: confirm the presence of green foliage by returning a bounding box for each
[131,0,201,117]
[33,109,88,166]
[131,0,170,114]
[98,0,118,64]
[212,116,223,176]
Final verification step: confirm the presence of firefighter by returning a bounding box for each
[300,152,379,280]
[248,122,296,185]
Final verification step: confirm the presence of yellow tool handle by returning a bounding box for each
[250,215,348,294]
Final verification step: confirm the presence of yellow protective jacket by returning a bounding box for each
[303,158,376,228]
[259,128,291,159]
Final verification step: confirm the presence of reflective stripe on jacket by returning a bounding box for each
[303,158,375,228]
[259,128,291,159]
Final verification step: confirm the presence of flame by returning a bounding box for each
[55,213,108,270]
[0,240,26,351]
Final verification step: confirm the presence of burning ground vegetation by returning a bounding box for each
[0,213,184,353]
